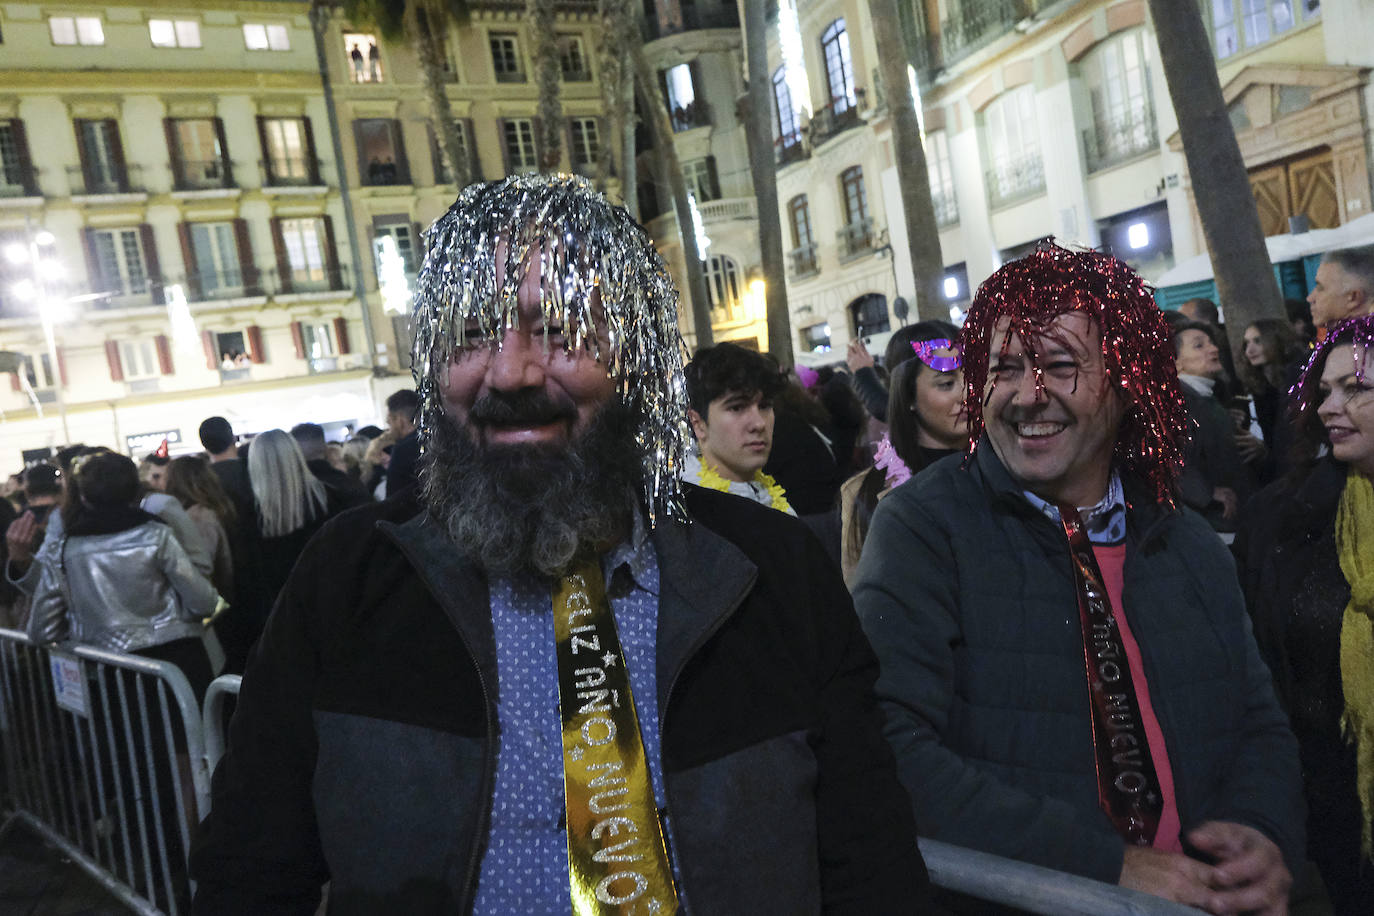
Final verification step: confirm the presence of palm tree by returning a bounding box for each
[741,0,792,364]
[342,0,471,188]
[867,0,945,322]
[529,0,564,171]
[597,0,636,215]
[1145,0,1283,347]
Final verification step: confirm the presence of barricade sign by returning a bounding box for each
[49,651,89,718]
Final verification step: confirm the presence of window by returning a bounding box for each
[344,33,383,82]
[801,322,832,354]
[1212,0,1315,59]
[91,229,150,297]
[663,63,707,131]
[491,33,524,82]
[149,19,200,48]
[559,35,590,81]
[840,166,868,228]
[301,321,338,359]
[0,120,35,197]
[279,218,328,289]
[355,119,409,185]
[19,353,57,391]
[432,121,478,184]
[788,195,814,247]
[705,255,742,315]
[49,16,103,46]
[926,131,957,226]
[261,117,315,185]
[374,223,418,274]
[850,293,890,338]
[1080,31,1156,172]
[188,222,243,297]
[503,119,537,172]
[569,118,600,170]
[820,19,856,114]
[168,118,230,190]
[773,66,801,148]
[982,85,1044,205]
[74,119,127,194]
[120,339,159,380]
[243,23,290,51]
[683,157,720,202]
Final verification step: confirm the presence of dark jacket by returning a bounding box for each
[1179,383,1252,531]
[384,430,420,498]
[190,486,932,914]
[852,443,1305,885]
[306,459,372,511]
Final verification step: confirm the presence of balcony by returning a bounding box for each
[261,157,325,188]
[271,264,350,296]
[789,243,820,278]
[985,153,1045,208]
[932,189,959,228]
[641,3,739,41]
[67,163,144,196]
[1083,106,1159,174]
[837,218,875,261]
[810,90,866,147]
[173,158,235,192]
[940,0,1030,68]
[362,159,411,187]
[696,197,756,222]
[561,67,592,83]
[775,130,809,167]
[669,100,710,133]
[177,268,264,303]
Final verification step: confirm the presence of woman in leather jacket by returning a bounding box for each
[28,450,219,699]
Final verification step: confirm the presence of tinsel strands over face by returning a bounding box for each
[1292,314,1374,413]
[410,174,690,524]
[958,239,1189,507]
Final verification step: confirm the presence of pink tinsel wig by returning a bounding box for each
[958,240,1188,507]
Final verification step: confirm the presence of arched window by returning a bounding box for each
[820,19,855,114]
[849,293,889,339]
[773,65,800,145]
[705,255,742,316]
[788,195,817,275]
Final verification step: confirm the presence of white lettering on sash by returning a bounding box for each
[572,634,601,655]
[595,871,648,905]
[590,786,631,814]
[582,716,617,746]
[575,667,607,689]
[592,835,644,863]
[578,688,612,714]
[591,815,637,839]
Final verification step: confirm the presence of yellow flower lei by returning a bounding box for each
[696,458,793,514]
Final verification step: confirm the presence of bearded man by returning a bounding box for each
[190,175,934,914]
[854,243,1304,914]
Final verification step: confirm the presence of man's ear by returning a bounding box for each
[687,408,707,440]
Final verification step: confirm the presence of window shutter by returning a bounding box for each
[213,118,233,187]
[107,121,129,191]
[706,155,720,199]
[164,118,184,188]
[497,118,511,175]
[233,218,262,296]
[321,215,343,291]
[177,222,201,301]
[391,120,411,185]
[255,116,274,185]
[202,327,218,370]
[353,120,369,185]
[139,224,164,305]
[246,324,265,363]
[55,346,68,387]
[9,365,19,391]
[269,217,293,294]
[81,227,103,292]
[73,120,95,191]
[10,120,37,195]
[290,320,306,359]
[154,334,174,376]
[333,316,351,355]
[462,119,480,181]
[105,341,125,382]
[301,117,320,184]
[427,122,443,184]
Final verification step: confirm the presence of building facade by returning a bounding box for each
[0,0,611,471]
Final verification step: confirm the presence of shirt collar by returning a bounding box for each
[1178,374,1216,397]
[602,506,659,596]
[1022,470,1128,545]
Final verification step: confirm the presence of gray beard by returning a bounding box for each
[420,400,641,579]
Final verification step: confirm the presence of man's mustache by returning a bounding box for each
[468,390,577,428]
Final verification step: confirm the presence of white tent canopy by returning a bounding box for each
[1156,212,1374,288]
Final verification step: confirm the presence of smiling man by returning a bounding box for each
[854,242,1305,914]
[190,175,935,914]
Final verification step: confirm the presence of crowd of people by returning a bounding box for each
[2,173,1372,915]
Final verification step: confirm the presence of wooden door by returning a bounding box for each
[1288,149,1339,229]
[1249,164,1290,236]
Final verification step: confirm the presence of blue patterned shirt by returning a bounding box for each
[472,520,674,913]
[1022,470,1128,546]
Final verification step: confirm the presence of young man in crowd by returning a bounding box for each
[681,342,794,514]
[289,422,371,510]
[191,175,935,913]
[854,242,1304,914]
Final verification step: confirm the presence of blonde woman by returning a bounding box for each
[247,429,343,610]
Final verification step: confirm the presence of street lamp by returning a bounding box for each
[8,220,71,443]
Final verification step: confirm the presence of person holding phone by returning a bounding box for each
[2,463,63,628]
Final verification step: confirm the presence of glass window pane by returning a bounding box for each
[175,21,201,48]
[76,18,104,45]
[243,24,268,50]
[267,25,289,50]
[149,20,176,47]
[50,17,76,45]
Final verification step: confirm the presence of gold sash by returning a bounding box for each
[553,561,679,914]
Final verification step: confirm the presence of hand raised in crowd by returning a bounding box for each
[1212,486,1239,521]
[1188,821,1291,916]
[5,511,40,572]
[846,336,874,373]
[363,431,397,470]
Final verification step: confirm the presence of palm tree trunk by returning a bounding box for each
[868,0,944,322]
[409,6,468,188]
[1146,0,1283,348]
[629,32,713,348]
[597,0,634,210]
[742,0,792,364]
[530,0,564,171]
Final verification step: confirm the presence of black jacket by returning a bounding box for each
[190,485,933,914]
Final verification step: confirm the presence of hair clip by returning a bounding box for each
[911,338,961,372]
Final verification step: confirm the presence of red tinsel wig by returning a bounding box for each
[959,240,1188,507]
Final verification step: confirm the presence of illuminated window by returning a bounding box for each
[49,16,103,46]
[244,23,290,51]
[820,19,856,114]
[149,19,200,48]
[344,33,383,82]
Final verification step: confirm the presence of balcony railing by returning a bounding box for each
[697,198,756,222]
[789,243,820,278]
[177,268,263,302]
[641,5,739,41]
[775,130,809,166]
[173,158,235,191]
[362,160,411,186]
[932,189,959,228]
[669,100,710,133]
[494,68,526,84]
[837,218,875,260]
[271,264,349,296]
[261,158,325,188]
[985,153,1045,208]
[940,0,1030,67]
[1083,106,1159,174]
[177,264,350,302]
[810,90,866,146]
[67,164,145,195]
[561,67,592,82]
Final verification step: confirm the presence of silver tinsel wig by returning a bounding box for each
[410,173,689,522]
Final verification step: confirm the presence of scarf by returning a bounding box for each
[1337,469,1374,858]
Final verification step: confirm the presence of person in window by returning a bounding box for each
[349,42,365,82]
[367,40,381,82]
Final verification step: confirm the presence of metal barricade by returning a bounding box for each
[920,837,1207,915]
[0,627,209,916]
[201,674,241,777]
